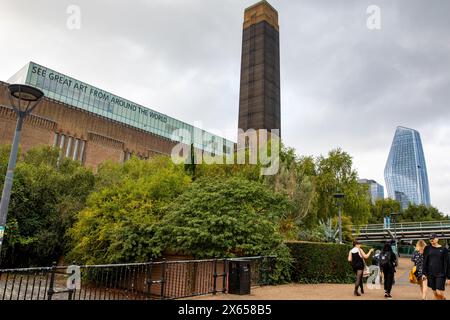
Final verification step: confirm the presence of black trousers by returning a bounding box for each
[384,271,395,294]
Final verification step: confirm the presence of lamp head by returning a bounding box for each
[8,84,44,102]
[7,84,44,114]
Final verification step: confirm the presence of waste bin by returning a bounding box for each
[228,259,251,295]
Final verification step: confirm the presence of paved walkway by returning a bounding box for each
[189,257,438,300]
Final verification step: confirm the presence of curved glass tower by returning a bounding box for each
[384,126,431,209]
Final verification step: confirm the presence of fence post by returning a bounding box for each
[160,259,166,300]
[68,289,74,301]
[222,258,227,294]
[47,262,57,301]
[268,256,276,285]
[146,260,153,300]
[212,259,217,295]
[67,261,77,301]
[259,256,264,286]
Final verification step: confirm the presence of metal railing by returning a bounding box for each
[352,220,450,242]
[0,256,276,300]
[353,220,450,233]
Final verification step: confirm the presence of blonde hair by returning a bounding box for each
[416,239,427,251]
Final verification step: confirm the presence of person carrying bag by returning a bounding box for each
[411,240,427,299]
[348,240,374,296]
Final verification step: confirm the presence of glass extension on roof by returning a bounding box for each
[8,62,234,155]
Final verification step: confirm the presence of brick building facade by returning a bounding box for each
[0,81,179,169]
[1,58,235,170]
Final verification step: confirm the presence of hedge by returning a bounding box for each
[286,241,372,284]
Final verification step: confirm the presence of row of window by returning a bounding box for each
[52,132,159,165]
[123,151,148,162]
[53,133,85,163]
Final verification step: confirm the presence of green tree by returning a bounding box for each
[368,198,402,224]
[67,156,191,264]
[314,149,371,226]
[194,148,262,182]
[265,146,317,238]
[154,176,292,283]
[318,215,354,243]
[399,204,447,222]
[0,145,95,267]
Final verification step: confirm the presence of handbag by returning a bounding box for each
[358,248,370,278]
[363,262,370,278]
[409,266,418,284]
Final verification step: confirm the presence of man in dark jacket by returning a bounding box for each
[423,233,450,300]
[380,242,397,299]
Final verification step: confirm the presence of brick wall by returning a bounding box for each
[0,82,178,169]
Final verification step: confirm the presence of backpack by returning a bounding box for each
[372,253,380,266]
[379,251,393,269]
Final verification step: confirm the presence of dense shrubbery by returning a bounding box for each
[68,169,292,283]
[286,241,375,284]
[156,177,289,257]
[265,147,372,241]
[154,176,292,283]
[67,156,191,264]
[0,146,95,267]
[286,241,356,284]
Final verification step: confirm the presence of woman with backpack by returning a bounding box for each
[379,242,397,299]
[411,239,428,300]
[348,240,374,296]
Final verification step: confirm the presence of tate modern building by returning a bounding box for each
[0,1,281,171]
[0,62,234,169]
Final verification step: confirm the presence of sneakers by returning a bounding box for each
[354,290,361,296]
[385,293,393,299]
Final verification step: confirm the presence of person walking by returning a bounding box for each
[348,240,374,296]
[379,242,397,299]
[411,239,428,300]
[423,233,450,300]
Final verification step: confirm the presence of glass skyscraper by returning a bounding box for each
[384,126,431,209]
[358,179,384,204]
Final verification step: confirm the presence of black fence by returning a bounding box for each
[0,256,276,300]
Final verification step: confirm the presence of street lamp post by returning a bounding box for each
[0,85,44,261]
[333,191,345,244]
[390,212,399,256]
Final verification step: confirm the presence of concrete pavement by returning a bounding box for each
[188,257,443,300]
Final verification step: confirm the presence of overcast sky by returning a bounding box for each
[1,0,449,214]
